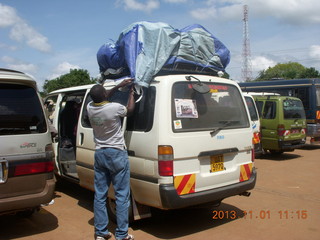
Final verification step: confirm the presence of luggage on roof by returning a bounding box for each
[97,21,230,87]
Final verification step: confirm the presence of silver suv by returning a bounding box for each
[0,68,55,216]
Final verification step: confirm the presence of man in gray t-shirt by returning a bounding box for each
[87,79,135,240]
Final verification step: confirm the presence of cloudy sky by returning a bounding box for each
[1,0,320,89]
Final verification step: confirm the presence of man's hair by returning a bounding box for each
[89,84,106,103]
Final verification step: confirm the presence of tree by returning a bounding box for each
[255,62,320,81]
[42,69,97,95]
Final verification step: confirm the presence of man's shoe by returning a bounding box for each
[116,234,134,240]
[95,232,112,240]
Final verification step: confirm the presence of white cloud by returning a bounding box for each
[1,56,38,74]
[0,3,51,52]
[116,0,160,12]
[7,63,38,74]
[251,56,277,72]
[1,56,15,63]
[309,45,320,58]
[191,0,320,25]
[48,62,81,80]
[0,4,18,27]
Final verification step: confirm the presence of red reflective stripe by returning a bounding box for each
[176,174,192,195]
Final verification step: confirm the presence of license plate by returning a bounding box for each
[291,129,299,134]
[210,155,224,173]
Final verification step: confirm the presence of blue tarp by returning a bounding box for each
[97,21,230,87]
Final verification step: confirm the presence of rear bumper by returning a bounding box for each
[0,178,55,214]
[278,139,306,150]
[159,169,257,209]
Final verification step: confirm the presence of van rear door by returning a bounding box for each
[168,78,254,195]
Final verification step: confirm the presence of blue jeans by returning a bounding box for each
[94,148,130,239]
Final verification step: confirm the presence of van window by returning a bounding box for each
[255,101,263,116]
[127,86,156,132]
[171,82,249,132]
[283,99,306,119]
[81,86,156,132]
[0,83,47,135]
[316,87,320,107]
[262,101,276,119]
[245,96,259,121]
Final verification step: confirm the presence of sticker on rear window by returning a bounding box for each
[174,120,182,129]
[174,99,198,118]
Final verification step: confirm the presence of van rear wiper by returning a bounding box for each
[210,121,239,137]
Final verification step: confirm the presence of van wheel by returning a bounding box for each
[106,197,134,224]
[269,150,284,155]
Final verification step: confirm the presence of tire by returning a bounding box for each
[106,197,134,224]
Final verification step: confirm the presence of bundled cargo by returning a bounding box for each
[97,21,230,87]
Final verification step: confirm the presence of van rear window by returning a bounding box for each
[172,82,249,132]
[0,83,47,135]
[283,99,306,119]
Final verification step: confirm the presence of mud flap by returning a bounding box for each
[131,195,152,220]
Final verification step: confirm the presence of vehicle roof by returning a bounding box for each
[0,68,37,89]
[48,74,240,95]
[239,78,320,88]
[253,95,301,101]
[48,83,95,94]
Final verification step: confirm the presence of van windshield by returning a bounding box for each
[283,99,306,119]
[0,83,47,135]
[172,82,249,132]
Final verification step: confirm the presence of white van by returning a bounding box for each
[243,93,262,155]
[0,68,55,216]
[46,74,256,221]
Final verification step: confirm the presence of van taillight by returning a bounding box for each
[158,145,173,176]
[316,111,320,123]
[277,124,290,136]
[14,161,54,176]
[252,132,260,144]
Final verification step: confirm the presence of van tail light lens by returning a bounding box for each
[252,132,260,144]
[14,143,54,177]
[14,161,54,176]
[277,124,290,136]
[301,128,306,135]
[158,145,173,176]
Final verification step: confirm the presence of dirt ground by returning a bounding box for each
[0,144,319,240]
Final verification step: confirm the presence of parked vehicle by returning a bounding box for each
[0,68,55,216]
[46,74,256,221]
[243,93,262,155]
[253,95,306,154]
[239,79,320,144]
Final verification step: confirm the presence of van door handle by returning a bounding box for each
[261,126,266,129]
[79,133,84,145]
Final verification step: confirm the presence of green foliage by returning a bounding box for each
[42,69,97,95]
[255,62,320,81]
